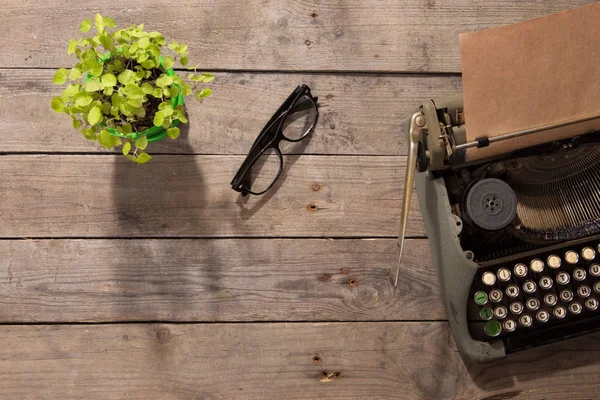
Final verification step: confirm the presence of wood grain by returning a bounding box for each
[0,238,440,322]
[1,322,600,399]
[3,0,595,72]
[0,69,462,155]
[0,155,423,238]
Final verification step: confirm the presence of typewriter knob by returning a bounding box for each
[464,178,517,231]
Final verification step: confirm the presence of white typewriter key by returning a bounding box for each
[489,289,503,303]
[506,284,520,298]
[544,293,558,306]
[585,298,599,311]
[582,247,596,261]
[553,305,567,319]
[510,302,524,315]
[590,264,600,277]
[494,306,508,319]
[565,250,579,265]
[556,271,570,285]
[481,272,496,286]
[547,255,562,269]
[530,259,544,273]
[514,263,528,278]
[503,319,516,333]
[539,276,553,290]
[497,268,511,282]
[573,268,586,281]
[569,302,582,315]
[536,310,550,323]
[526,297,540,311]
[519,314,533,327]
[560,289,574,302]
[595,281,600,294]
[578,285,591,298]
[523,280,537,294]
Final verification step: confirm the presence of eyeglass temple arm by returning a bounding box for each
[393,111,425,287]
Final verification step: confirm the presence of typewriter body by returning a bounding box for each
[399,95,600,363]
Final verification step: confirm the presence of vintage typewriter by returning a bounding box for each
[395,95,600,363]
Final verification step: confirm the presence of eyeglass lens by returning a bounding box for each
[282,95,317,141]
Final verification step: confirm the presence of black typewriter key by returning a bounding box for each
[569,302,583,315]
[565,250,579,265]
[494,305,508,319]
[556,271,570,285]
[526,297,540,311]
[479,307,493,320]
[484,320,502,337]
[510,302,524,315]
[590,264,600,278]
[582,247,596,262]
[585,298,599,311]
[481,271,496,286]
[519,314,533,327]
[503,319,516,333]
[530,259,544,274]
[506,284,520,298]
[573,267,586,282]
[560,289,574,302]
[523,280,537,294]
[577,285,591,298]
[553,305,567,319]
[514,263,527,278]
[489,289,503,303]
[474,291,488,305]
[594,281,600,294]
[547,255,562,270]
[497,268,511,282]
[539,276,553,290]
[536,310,550,323]
[544,293,558,306]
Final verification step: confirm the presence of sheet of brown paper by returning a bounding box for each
[460,3,600,162]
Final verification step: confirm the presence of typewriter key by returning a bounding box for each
[544,293,558,306]
[526,298,540,311]
[556,272,570,285]
[474,291,488,305]
[484,320,502,337]
[519,314,533,327]
[578,285,591,298]
[514,263,527,278]
[494,306,508,319]
[582,247,596,261]
[539,276,553,290]
[506,284,520,298]
[530,259,544,273]
[482,272,496,286]
[479,307,493,320]
[510,302,524,315]
[565,251,579,265]
[569,302,582,315]
[595,281,600,294]
[536,310,550,323]
[553,305,567,319]
[590,264,600,277]
[523,280,537,294]
[489,289,503,303]
[497,268,511,282]
[503,319,516,332]
[585,298,599,311]
[547,255,562,269]
[573,268,586,281]
[560,289,574,302]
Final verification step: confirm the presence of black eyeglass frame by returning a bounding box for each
[231,84,319,196]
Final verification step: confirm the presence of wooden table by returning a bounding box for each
[2,1,599,398]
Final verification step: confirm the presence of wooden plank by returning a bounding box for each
[1,322,600,399]
[0,69,461,155]
[3,0,595,72]
[0,238,440,322]
[0,155,423,238]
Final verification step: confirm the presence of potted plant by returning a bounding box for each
[51,14,213,163]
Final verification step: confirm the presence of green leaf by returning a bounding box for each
[136,152,152,164]
[162,106,173,117]
[152,88,163,98]
[166,127,180,139]
[153,110,165,126]
[126,97,143,108]
[72,117,82,129]
[51,97,64,113]
[123,123,132,134]
[102,102,111,115]
[88,106,102,126]
[141,83,154,94]
[98,130,120,149]
[69,67,81,81]
[95,13,104,33]
[101,73,117,87]
[80,19,92,33]
[75,93,93,107]
[162,57,174,70]
[99,33,113,51]
[81,127,95,140]
[138,37,150,49]
[90,64,103,77]
[103,86,114,96]
[52,68,68,85]
[141,60,155,69]
[124,84,144,99]
[126,154,137,163]
[182,83,192,96]
[103,16,116,28]
[169,86,179,98]
[68,39,78,55]
[122,141,131,155]
[176,44,188,54]
[180,56,188,66]
[135,136,148,150]
[200,73,215,83]
[118,70,135,85]
[155,74,173,88]
[168,41,179,50]
[149,31,162,38]
[85,80,103,92]
[195,88,212,100]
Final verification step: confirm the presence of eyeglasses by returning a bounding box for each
[231,84,319,196]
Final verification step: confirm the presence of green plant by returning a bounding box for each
[51,14,214,163]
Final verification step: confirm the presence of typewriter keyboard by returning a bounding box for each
[470,241,600,342]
